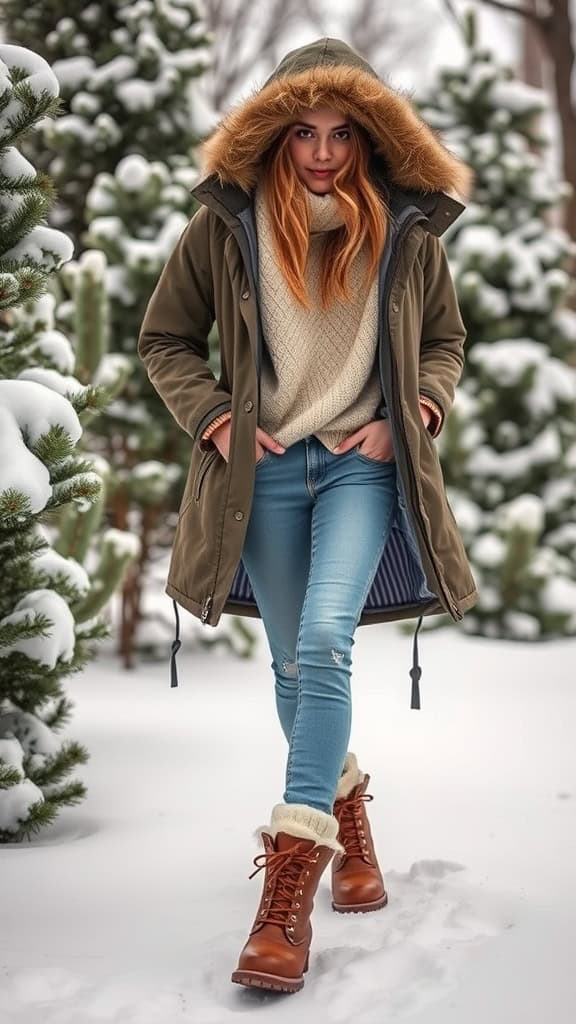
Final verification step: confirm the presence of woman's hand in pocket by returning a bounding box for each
[255,428,286,463]
[210,421,285,464]
[211,419,232,462]
[333,419,395,462]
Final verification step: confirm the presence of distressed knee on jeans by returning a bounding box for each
[281,658,298,678]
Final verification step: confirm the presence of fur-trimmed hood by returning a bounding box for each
[199,37,472,201]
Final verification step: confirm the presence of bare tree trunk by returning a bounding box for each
[546,0,576,239]
[120,563,138,670]
[521,0,546,86]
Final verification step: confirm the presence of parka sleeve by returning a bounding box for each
[418,232,467,435]
[137,205,232,446]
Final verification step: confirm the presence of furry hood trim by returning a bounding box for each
[198,37,473,200]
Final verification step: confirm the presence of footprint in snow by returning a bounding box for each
[301,858,508,1022]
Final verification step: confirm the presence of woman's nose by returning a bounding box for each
[314,138,332,161]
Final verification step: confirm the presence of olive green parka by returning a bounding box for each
[138,38,479,703]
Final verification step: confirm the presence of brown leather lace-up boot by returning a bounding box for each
[231,803,343,993]
[331,752,388,914]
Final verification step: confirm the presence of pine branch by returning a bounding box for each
[41,694,74,730]
[49,454,98,485]
[40,778,87,808]
[0,612,52,650]
[69,383,111,417]
[32,424,76,466]
[0,489,34,528]
[27,738,89,788]
[49,473,101,508]
[29,567,87,605]
[0,796,58,843]
[0,763,23,788]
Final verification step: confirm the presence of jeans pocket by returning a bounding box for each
[353,445,395,467]
[255,448,272,468]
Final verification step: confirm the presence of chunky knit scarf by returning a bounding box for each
[254,183,382,453]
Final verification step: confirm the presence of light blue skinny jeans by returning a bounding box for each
[240,434,398,815]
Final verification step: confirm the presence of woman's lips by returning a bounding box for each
[309,169,334,177]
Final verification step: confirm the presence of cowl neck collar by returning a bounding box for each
[307,188,345,233]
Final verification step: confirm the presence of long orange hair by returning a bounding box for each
[258,120,388,311]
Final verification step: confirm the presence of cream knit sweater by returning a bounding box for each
[254,183,383,453]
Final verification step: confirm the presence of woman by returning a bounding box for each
[138,37,478,994]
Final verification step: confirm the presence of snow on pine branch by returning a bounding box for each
[0,44,59,104]
[0,589,75,668]
[0,45,74,277]
[0,379,82,514]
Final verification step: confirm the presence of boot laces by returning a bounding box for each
[249,843,320,928]
[336,791,375,861]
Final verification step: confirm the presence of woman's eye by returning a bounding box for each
[295,129,349,140]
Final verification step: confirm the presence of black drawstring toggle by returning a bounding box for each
[410,615,423,709]
[170,599,181,688]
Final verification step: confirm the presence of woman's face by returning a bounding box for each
[286,106,353,194]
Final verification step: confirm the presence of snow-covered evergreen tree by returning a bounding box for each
[82,155,195,463]
[0,43,137,841]
[14,273,139,627]
[0,0,211,238]
[0,2,239,664]
[417,10,576,639]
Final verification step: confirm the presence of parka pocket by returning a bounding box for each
[193,446,220,503]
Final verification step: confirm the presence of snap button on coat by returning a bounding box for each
[234,511,244,520]
[244,400,254,412]
[241,289,250,299]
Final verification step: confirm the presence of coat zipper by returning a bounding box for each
[201,594,213,623]
[380,210,462,622]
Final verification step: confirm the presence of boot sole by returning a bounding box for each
[231,950,309,993]
[332,891,388,914]
[231,968,305,994]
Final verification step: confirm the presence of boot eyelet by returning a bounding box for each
[295,902,301,908]
[287,925,294,933]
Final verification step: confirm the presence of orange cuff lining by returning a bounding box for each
[419,396,443,437]
[201,410,232,441]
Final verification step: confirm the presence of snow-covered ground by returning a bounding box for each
[1,617,575,1023]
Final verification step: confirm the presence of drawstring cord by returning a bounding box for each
[170,598,423,707]
[170,599,181,688]
[410,614,423,709]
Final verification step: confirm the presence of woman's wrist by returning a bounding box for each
[200,410,232,449]
[418,396,442,437]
